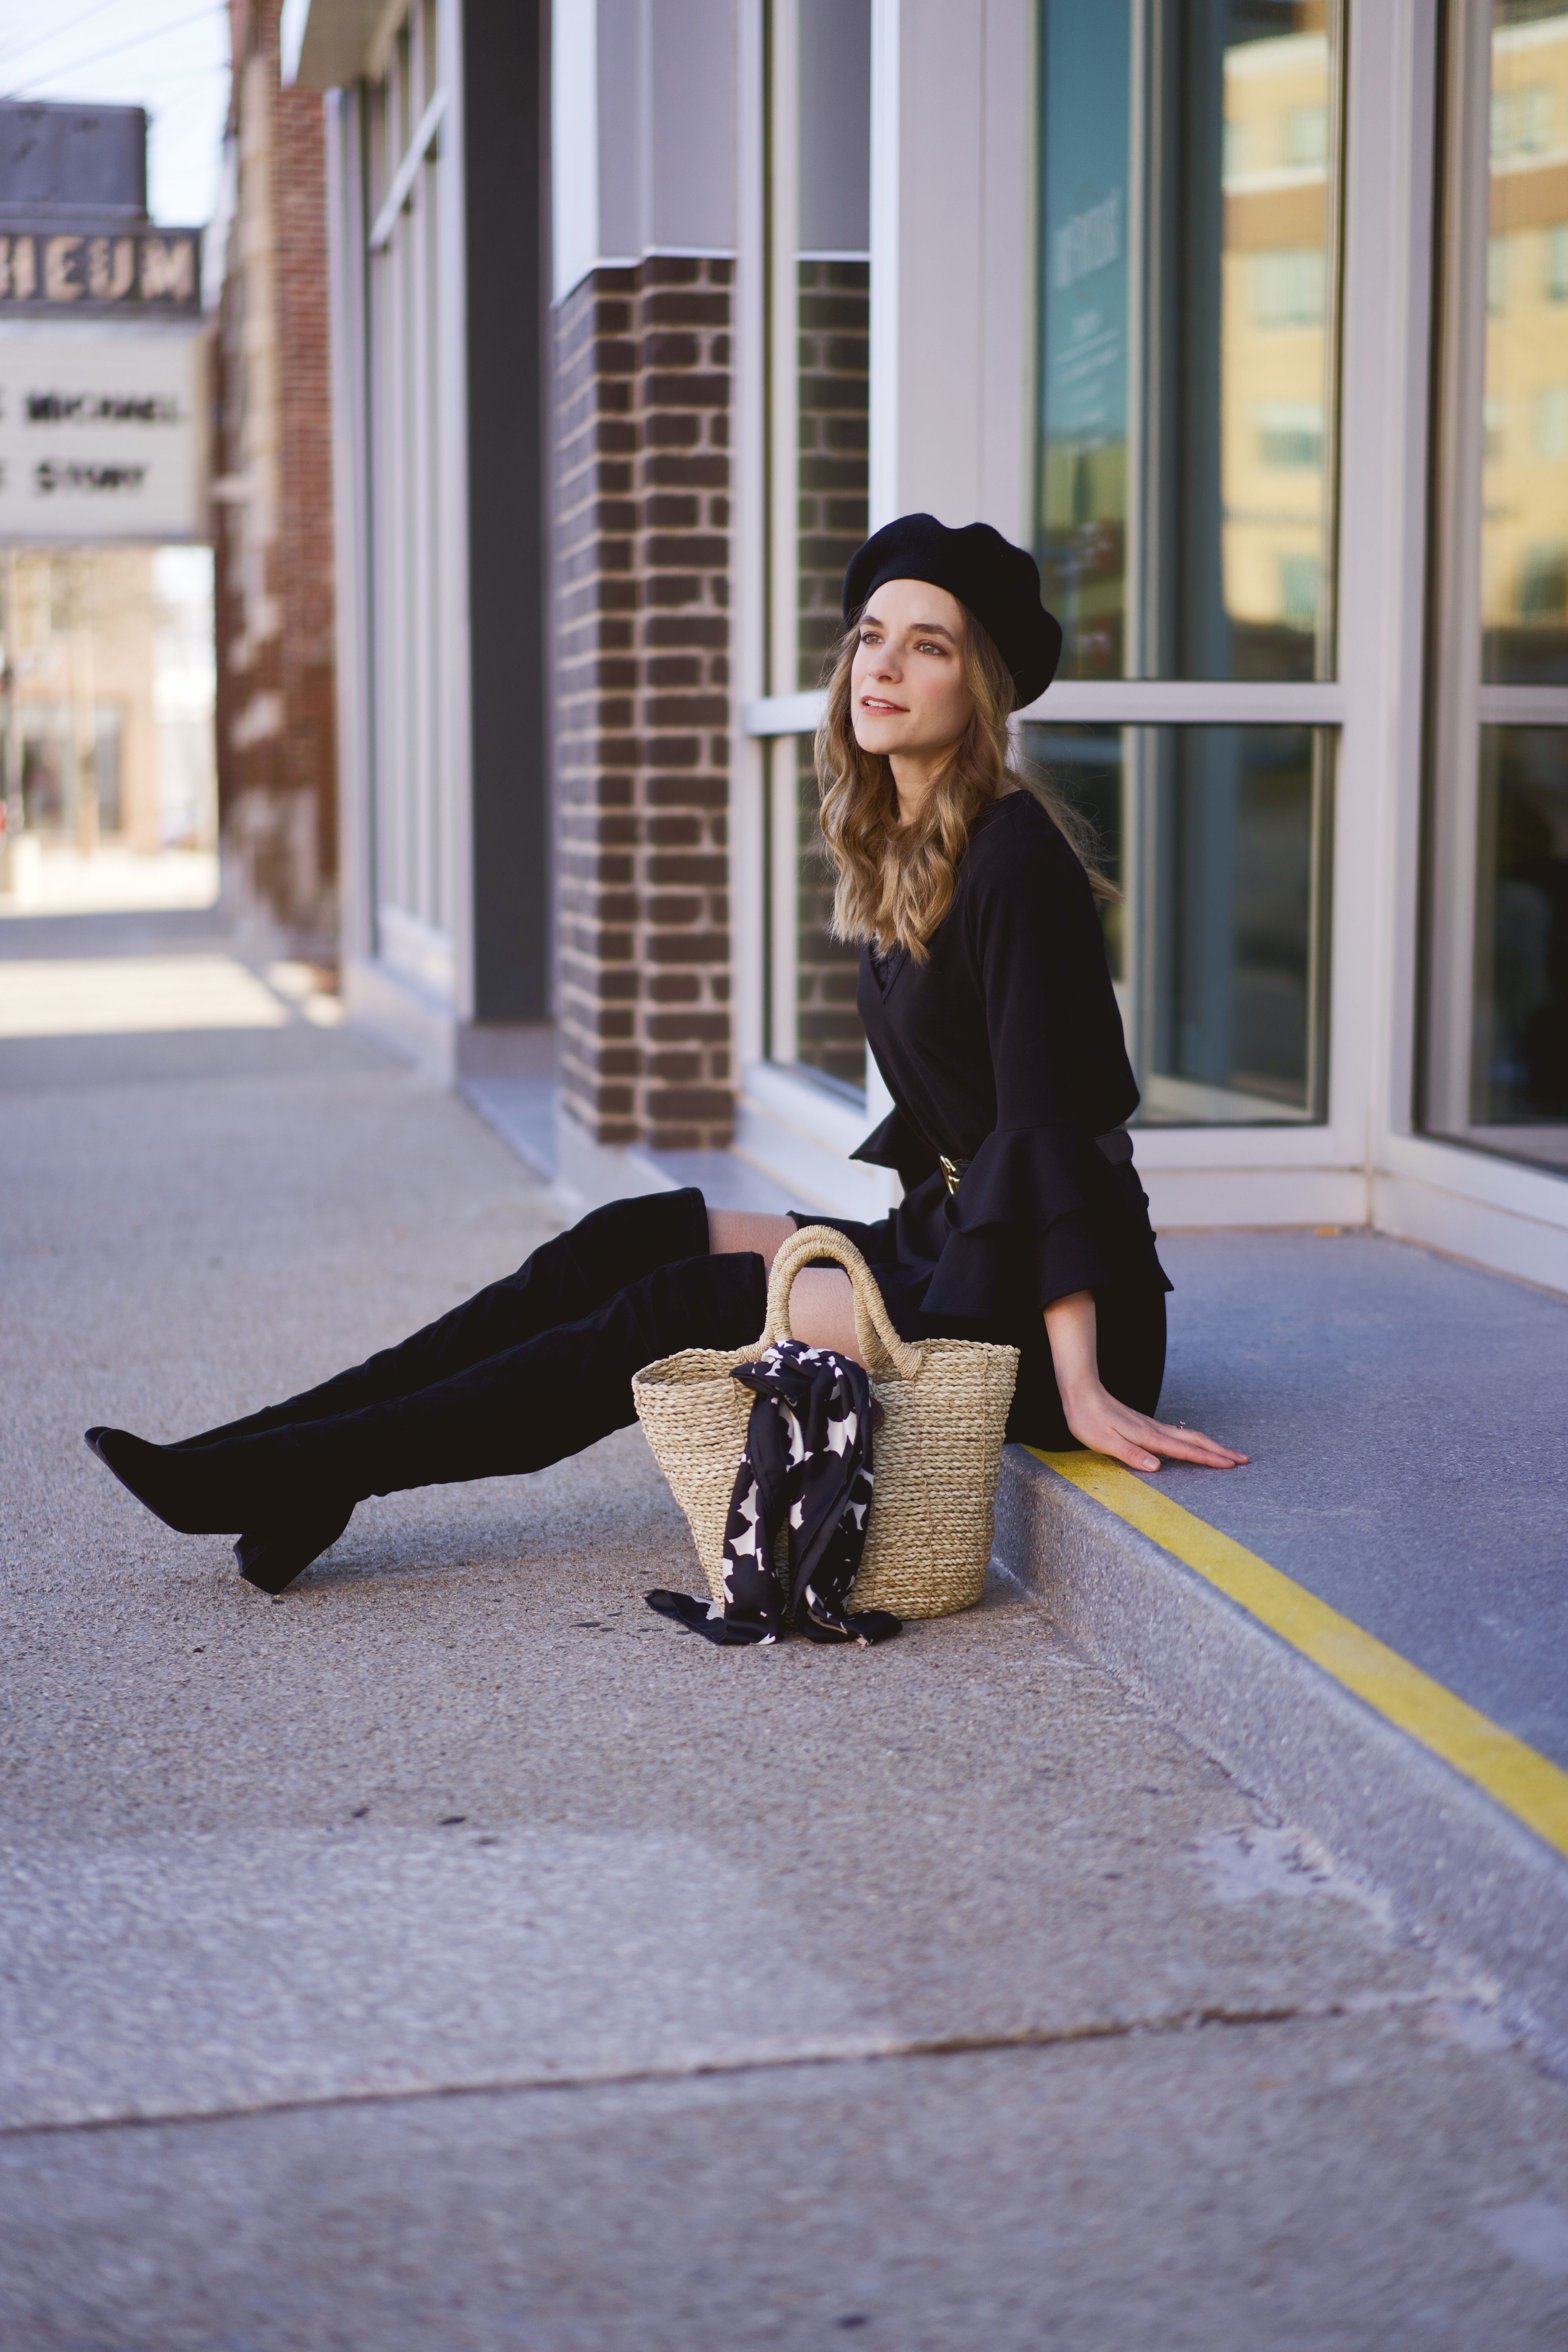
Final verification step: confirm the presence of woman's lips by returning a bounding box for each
[859,696,904,713]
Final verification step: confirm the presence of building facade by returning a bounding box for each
[298,0,1568,1292]
[214,0,339,953]
[0,99,211,879]
[296,0,549,1073]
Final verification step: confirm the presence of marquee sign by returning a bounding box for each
[0,321,207,541]
[0,220,201,318]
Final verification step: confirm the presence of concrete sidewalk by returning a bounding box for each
[4,908,1568,2347]
[993,1222,1568,2073]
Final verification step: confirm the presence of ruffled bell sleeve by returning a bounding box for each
[847,792,1167,1329]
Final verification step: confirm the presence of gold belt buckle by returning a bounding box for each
[939,1152,967,1196]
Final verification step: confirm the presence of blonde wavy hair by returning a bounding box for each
[815,602,1114,963]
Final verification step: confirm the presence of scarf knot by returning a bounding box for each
[646,1341,901,1648]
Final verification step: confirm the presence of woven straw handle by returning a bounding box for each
[761,1224,926,1383]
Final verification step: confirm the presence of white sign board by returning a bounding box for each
[0,320,207,543]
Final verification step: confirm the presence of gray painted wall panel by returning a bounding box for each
[648,0,736,249]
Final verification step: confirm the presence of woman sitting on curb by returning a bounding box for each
[85,512,1244,1593]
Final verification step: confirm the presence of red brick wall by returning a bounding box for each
[554,256,734,1152]
[214,0,338,954]
[276,62,338,899]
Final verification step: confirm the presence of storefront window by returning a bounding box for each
[1425,0,1568,1169]
[1036,0,1343,684]
[1022,721,1333,1122]
[765,0,871,1096]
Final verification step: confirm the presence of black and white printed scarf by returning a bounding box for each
[646,1340,902,1647]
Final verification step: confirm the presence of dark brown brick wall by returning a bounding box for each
[792,258,868,1091]
[795,259,870,690]
[554,256,734,1152]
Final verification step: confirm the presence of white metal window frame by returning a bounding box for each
[1362,0,1568,1289]
[326,0,475,1047]
[726,0,1568,1279]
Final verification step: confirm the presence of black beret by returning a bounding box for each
[841,513,1063,709]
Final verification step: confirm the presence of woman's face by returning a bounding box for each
[849,577,974,767]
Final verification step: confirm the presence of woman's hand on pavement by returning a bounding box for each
[1059,1383,1247,1475]
[1042,1288,1247,1473]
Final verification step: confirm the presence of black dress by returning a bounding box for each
[794,789,1171,1448]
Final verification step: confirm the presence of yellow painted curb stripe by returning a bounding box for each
[1025,1447,1568,1863]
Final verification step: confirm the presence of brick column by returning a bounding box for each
[554,256,734,1153]
[791,258,869,1090]
[214,0,338,956]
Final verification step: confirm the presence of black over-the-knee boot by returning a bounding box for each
[171,1188,713,1449]
[87,1250,766,1581]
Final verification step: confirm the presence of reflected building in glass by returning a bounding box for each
[1036,0,1338,687]
[1031,0,1338,1126]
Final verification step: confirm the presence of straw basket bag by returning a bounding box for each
[632,1224,1019,1621]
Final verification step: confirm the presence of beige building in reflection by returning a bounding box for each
[1221,24,1335,664]
[1481,8,1568,671]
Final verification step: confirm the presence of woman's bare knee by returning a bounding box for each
[706,1216,862,1364]
[707,1209,797,1266]
[787,1267,862,1365]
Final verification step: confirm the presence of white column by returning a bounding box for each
[869,0,1031,535]
[437,0,475,1017]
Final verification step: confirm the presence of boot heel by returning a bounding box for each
[234,1503,354,1595]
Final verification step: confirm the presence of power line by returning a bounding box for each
[147,62,231,116]
[4,5,227,101]
[0,0,127,82]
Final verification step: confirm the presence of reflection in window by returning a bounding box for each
[792,735,866,1091]
[1285,102,1329,167]
[1280,553,1320,629]
[1023,725,1126,989]
[1492,79,1552,158]
[1258,402,1324,468]
[1021,722,1333,1124]
[1550,222,1568,301]
[1475,731,1568,1131]
[1035,0,1342,684]
[1482,6,1568,685]
[1253,247,1326,328]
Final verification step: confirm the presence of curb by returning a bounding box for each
[993,1444,1568,2070]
